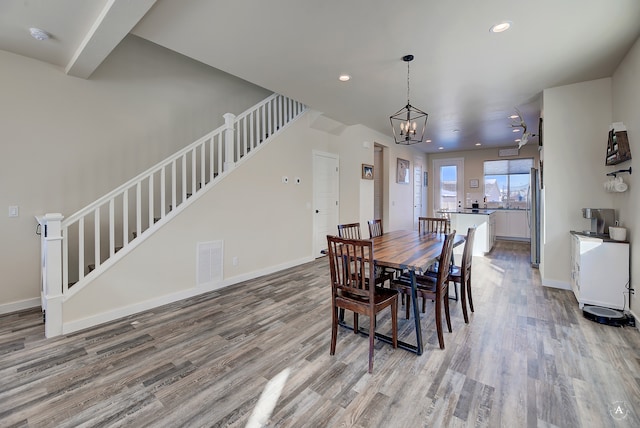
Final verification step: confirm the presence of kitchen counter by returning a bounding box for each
[570,230,629,244]
[438,209,496,215]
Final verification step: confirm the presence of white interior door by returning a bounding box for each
[413,163,422,230]
[432,157,464,215]
[313,151,339,257]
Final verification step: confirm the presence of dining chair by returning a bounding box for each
[390,231,456,349]
[337,222,362,239]
[367,219,401,283]
[367,219,383,239]
[422,227,476,323]
[418,217,451,234]
[326,235,398,373]
[419,216,454,298]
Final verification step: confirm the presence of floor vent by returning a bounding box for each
[197,240,223,287]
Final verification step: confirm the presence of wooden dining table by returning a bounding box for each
[340,229,466,355]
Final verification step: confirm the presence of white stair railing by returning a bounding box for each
[38,93,306,336]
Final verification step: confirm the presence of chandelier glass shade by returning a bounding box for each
[389,55,428,145]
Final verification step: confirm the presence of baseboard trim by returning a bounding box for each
[62,256,315,335]
[0,298,40,316]
[542,278,571,290]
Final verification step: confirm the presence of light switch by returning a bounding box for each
[8,206,19,217]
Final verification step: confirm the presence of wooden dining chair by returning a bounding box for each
[367,219,383,239]
[337,222,362,239]
[326,235,398,373]
[368,218,403,287]
[418,217,451,234]
[390,231,456,349]
[422,227,476,323]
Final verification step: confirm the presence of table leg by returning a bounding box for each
[410,270,423,355]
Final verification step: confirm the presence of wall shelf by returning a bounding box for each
[606,166,632,178]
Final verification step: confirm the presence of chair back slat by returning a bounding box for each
[337,222,361,239]
[418,217,451,234]
[461,227,476,276]
[327,235,373,300]
[436,231,457,292]
[367,219,383,238]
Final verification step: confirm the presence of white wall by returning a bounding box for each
[611,36,639,313]
[542,78,613,288]
[0,35,272,312]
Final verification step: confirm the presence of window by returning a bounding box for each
[483,158,533,209]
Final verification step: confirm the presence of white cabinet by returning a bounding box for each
[495,210,530,239]
[570,233,629,310]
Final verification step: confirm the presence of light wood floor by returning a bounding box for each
[1,240,639,427]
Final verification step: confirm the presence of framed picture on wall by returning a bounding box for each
[469,179,479,188]
[397,158,410,184]
[362,164,374,180]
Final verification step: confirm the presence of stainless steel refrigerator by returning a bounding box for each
[528,167,541,268]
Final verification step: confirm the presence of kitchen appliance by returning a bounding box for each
[582,208,615,235]
[527,168,541,268]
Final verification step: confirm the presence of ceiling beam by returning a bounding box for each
[65,0,157,79]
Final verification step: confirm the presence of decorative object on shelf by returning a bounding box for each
[469,179,479,188]
[396,158,410,184]
[362,164,374,180]
[604,176,628,193]
[605,122,632,165]
[389,55,428,145]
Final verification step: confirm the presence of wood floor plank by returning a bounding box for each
[1,240,640,427]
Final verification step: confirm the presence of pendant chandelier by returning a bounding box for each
[389,55,428,145]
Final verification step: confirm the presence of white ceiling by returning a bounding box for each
[3,0,640,153]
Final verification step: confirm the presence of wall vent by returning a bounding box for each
[499,148,519,157]
[197,240,223,287]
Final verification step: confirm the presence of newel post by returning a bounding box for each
[223,112,236,171]
[41,213,64,338]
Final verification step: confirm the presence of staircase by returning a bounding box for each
[38,93,306,337]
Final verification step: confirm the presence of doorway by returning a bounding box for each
[313,151,339,257]
[413,160,423,230]
[432,157,464,215]
[373,145,384,222]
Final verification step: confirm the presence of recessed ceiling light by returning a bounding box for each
[490,21,512,33]
[338,74,351,82]
[426,139,432,143]
[512,128,521,133]
[438,146,444,150]
[453,129,460,133]
[29,27,50,41]
[509,114,519,119]
[515,139,521,142]
[475,143,482,146]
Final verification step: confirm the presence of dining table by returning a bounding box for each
[339,229,465,355]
